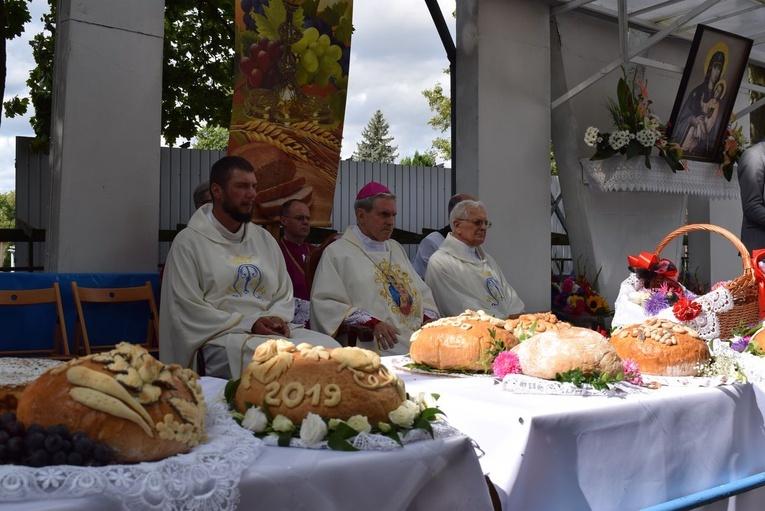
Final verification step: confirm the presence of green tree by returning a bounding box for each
[400,150,436,167]
[162,0,234,146]
[422,81,451,162]
[193,124,229,150]
[352,109,398,163]
[1,0,33,129]
[3,0,235,150]
[0,190,15,265]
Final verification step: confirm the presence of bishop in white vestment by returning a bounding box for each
[310,182,438,355]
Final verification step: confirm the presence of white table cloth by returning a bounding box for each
[0,377,493,511]
[387,359,765,511]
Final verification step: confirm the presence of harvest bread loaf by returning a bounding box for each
[0,358,63,414]
[610,319,710,376]
[257,185,314,217]
[409,310,520,371]
[16,343,206,463]
[235,340,405,425]
[504,311,572,338]
[230,141,297,189]
[511,327,623,380]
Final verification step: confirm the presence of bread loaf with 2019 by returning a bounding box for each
[234,340,406,425]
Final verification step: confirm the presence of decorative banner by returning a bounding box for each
[229,0,353,225]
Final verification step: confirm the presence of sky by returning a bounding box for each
[0,0,456,193]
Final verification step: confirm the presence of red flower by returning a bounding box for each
[673,298,701,321]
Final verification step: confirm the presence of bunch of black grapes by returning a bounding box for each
[0,413,113,467]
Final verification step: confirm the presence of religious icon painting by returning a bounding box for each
[667,25,753,163]
[375,263,415,318]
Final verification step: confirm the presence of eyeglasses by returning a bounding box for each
[282,215,311,222]
[463,219,492,228]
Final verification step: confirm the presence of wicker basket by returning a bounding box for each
[654,223,759,339]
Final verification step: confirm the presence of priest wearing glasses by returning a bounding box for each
[278,199,316,327]
[310,182,439,354]
[426,200,525,319]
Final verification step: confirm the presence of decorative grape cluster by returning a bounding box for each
[240,37,284,90]
[292,27,343,88]
[0,413,113,467]
[302,16,350,78]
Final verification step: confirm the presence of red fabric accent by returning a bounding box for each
[362,317,381,329]
[627,251,678,277]
[752,249,765,320]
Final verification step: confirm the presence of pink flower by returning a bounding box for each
[622,358,643,385]
[493,351,522,379]
[561,277,576,294]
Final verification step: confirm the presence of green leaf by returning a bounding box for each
[412,417,434,438]
[418,407,446,422]
[302,0,320,18]
[327,423,361,451]
[225,378,241,407]
[334,16,354,44]
[624,139,642,159]
[721,162,733,182]
[254,13,279,39]
[278,431,293,447]
[382,428,404,446]
[322,2,348,26]
[3,96,29,118]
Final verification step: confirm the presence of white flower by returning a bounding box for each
[272,414,295,433]
[378,422,392,433]
[644,114,661,131]
[346,415,372,434]
[241,406,268,433]
[328,418,343,430]
[299,413,328,447]
[414,392,437,412]
[389,400,419,428]
[628,290,651,306]
[608,130,631,150]
[584,126,599,146]
[636,128,657,147]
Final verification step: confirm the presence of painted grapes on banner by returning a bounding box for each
[229,0,353,225]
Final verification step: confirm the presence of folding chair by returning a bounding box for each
[0,282,71,358]
[71,281,159,355]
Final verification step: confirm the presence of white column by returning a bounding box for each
[456,0,551,312]
[47,0,164,272]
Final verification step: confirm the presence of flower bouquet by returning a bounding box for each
[719,119,749,181]
[584,67,683,172]
[552,258,611,321]
[584,67,749,181]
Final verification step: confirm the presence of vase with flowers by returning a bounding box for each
[584,67,749,181]
[584,67,684,172]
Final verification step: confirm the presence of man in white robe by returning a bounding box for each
[159,156,339,378]
[412,193,474,279]
[310,182,438,355]
[426,200,525,318]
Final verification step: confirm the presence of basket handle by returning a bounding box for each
[653,223,754,274]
